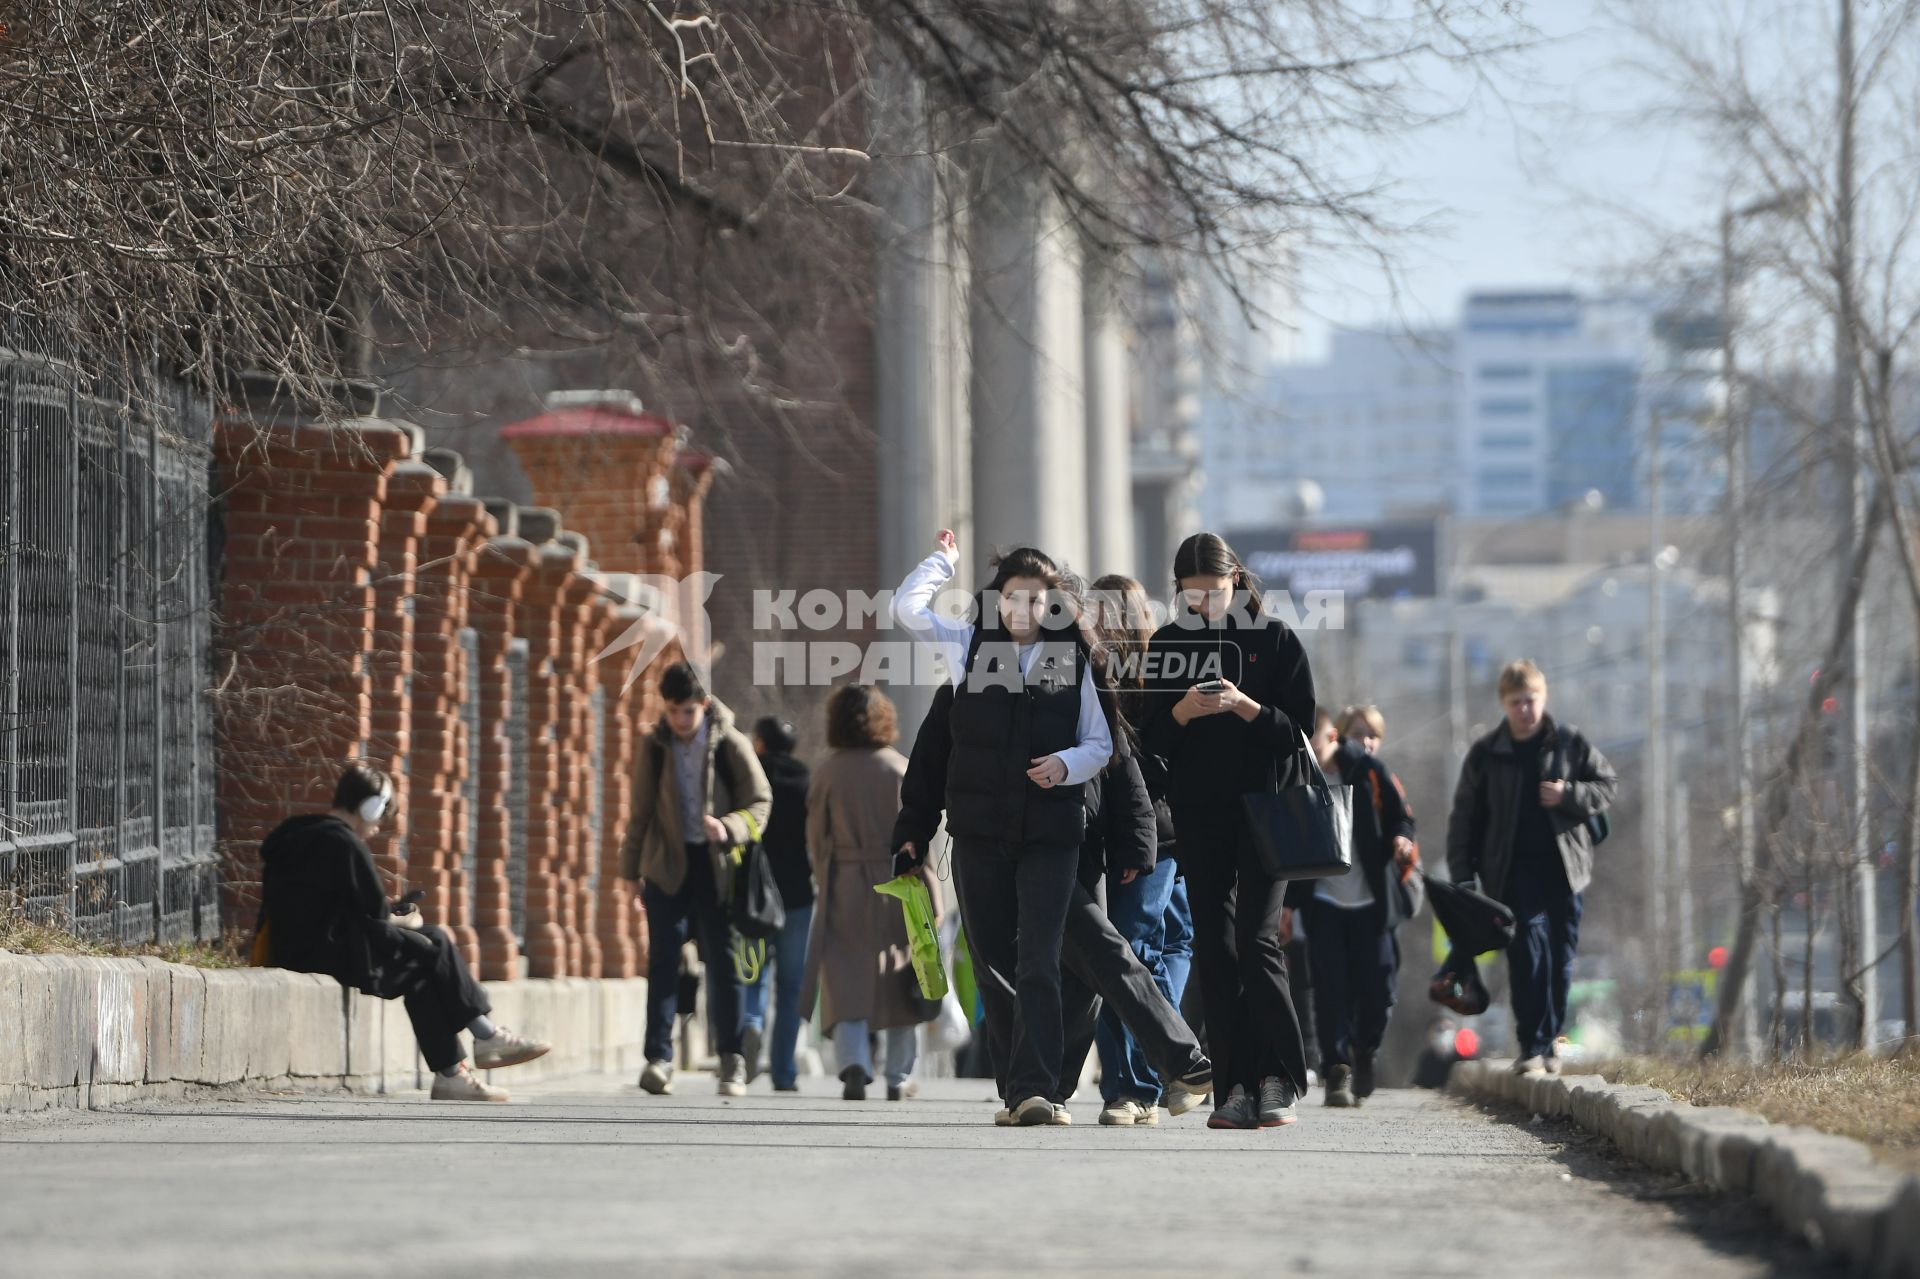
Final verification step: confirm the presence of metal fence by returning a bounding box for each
[0,315,219,943]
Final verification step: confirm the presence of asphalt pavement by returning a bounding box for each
[0,1072,1840,1278]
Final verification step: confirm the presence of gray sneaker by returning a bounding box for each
[718,1053,748,1097]
[1206,1086,1259,1130]
[638,1059,674,1095]
[741,1024,764,1085]
[1258,1076,1298,1127]
[1324,1064,1356,1109]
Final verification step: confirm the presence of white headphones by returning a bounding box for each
[358,787,392,824]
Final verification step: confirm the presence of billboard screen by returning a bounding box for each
[1228,522,1440,600]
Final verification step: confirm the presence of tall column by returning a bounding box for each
[970,154,1089,574]
[872,62,972,736]
[1083,250,1132,575]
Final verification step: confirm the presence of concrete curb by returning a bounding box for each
[1447,1058,1920,1277]
[1,949,656,1111]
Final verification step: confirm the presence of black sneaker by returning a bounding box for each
[1324,1064,1356,1109]
[840,1065,868,1101]
[1353,1054,1377,1101]
[741,1024,764,1085]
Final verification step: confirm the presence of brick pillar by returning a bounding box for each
[214,415,411,917]
[502,406,681,576]
[515,530,580,978]
[592,596,646,977]
[559,567,607,976]
[411,491,492,969]
[367,459,443,892]
[467,535,537,979]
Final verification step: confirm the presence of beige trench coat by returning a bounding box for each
[800,745,924,1032]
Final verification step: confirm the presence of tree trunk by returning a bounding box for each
[1900,700,1920,1050]
[1702,484,1891,1056]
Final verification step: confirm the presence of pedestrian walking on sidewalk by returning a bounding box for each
[1305,709,1420,1108]
[739,716,815,1091]
[1144,532,1316,1131]
[619,663,773,1099]
[800,685,929,1102]
[892,532,1116,1127]
[1445,660,1618,1076]
[257,764,549,1102]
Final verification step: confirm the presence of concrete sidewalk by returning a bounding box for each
[0,1074,1837,1278]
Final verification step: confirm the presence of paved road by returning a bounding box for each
[0,1073,1836,1278]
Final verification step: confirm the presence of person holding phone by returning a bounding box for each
[892,531,1116,1126]
[1144,532,1317,1131]
[257,764,550,1101]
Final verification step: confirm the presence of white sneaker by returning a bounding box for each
[1099,1098,1159,1126]
[1011,1096,1053,1126]
[1048,1103,1073,1127]
[471,1026,551,1071]
[718,1053,748,1097]
[993,1106,1014,1127]
[1514,1056,1548,1077]
[1163,1062,1213,1117]
[431,1065,508,1102]
[638,1060,674,1095]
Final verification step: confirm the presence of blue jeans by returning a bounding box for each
[833,1020,917,1088]
[1094,858,1191,1103]
[1505,851,1583,1059]
[739,902,815,1088]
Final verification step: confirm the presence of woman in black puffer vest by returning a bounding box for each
[893,532,1115,1126]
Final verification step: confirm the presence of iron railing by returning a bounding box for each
[0,315,219,943]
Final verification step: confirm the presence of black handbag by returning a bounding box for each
[1240,731,1354,881]
[727,813,786,941]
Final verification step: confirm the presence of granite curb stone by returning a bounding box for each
[1448,1057,1919,1277]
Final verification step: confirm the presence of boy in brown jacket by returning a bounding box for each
[619,663,772,1096]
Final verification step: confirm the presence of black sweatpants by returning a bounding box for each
[1055,869,1207,1103]
[951,837,1078,1106]
[1178,813,1309,1101]
[1303,898,1398,1076]
[370,924,492,1073]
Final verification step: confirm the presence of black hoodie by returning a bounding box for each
[758,751,816,908]
[259,812,392,992]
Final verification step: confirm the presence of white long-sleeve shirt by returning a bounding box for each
[893,553,1113,786]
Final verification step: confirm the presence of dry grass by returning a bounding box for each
[0,906,245,969]
[1600,1054,1920,1174]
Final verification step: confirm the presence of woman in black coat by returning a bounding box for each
[1143,532,1317,1131]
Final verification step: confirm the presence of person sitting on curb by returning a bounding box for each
[257,764,551,1102]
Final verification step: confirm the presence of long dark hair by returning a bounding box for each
[974,546,1120,769]
[1088,573,1154,744]
[1171,531,1264,618]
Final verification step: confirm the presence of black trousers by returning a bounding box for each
[370,925,492,1073]
[1179,813,1309,1101]
[951,837,1078,1106]
[1055,869,1207,1103]
[1303,899,1398,1075]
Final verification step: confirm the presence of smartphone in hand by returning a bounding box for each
[1196,679,1225,694]
[891,846,922,878]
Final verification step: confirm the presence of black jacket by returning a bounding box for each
[1142,609,1317,820]
[758,751,815,908]
[892,682,1155,880]
[259,812,404,994]
[1330,739,1420,927]
[1445,715,1620,900]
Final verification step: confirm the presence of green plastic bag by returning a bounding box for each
[874,873,948,1002]
[950,923,978,1026]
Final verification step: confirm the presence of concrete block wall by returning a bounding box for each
[1,950,661,1113]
